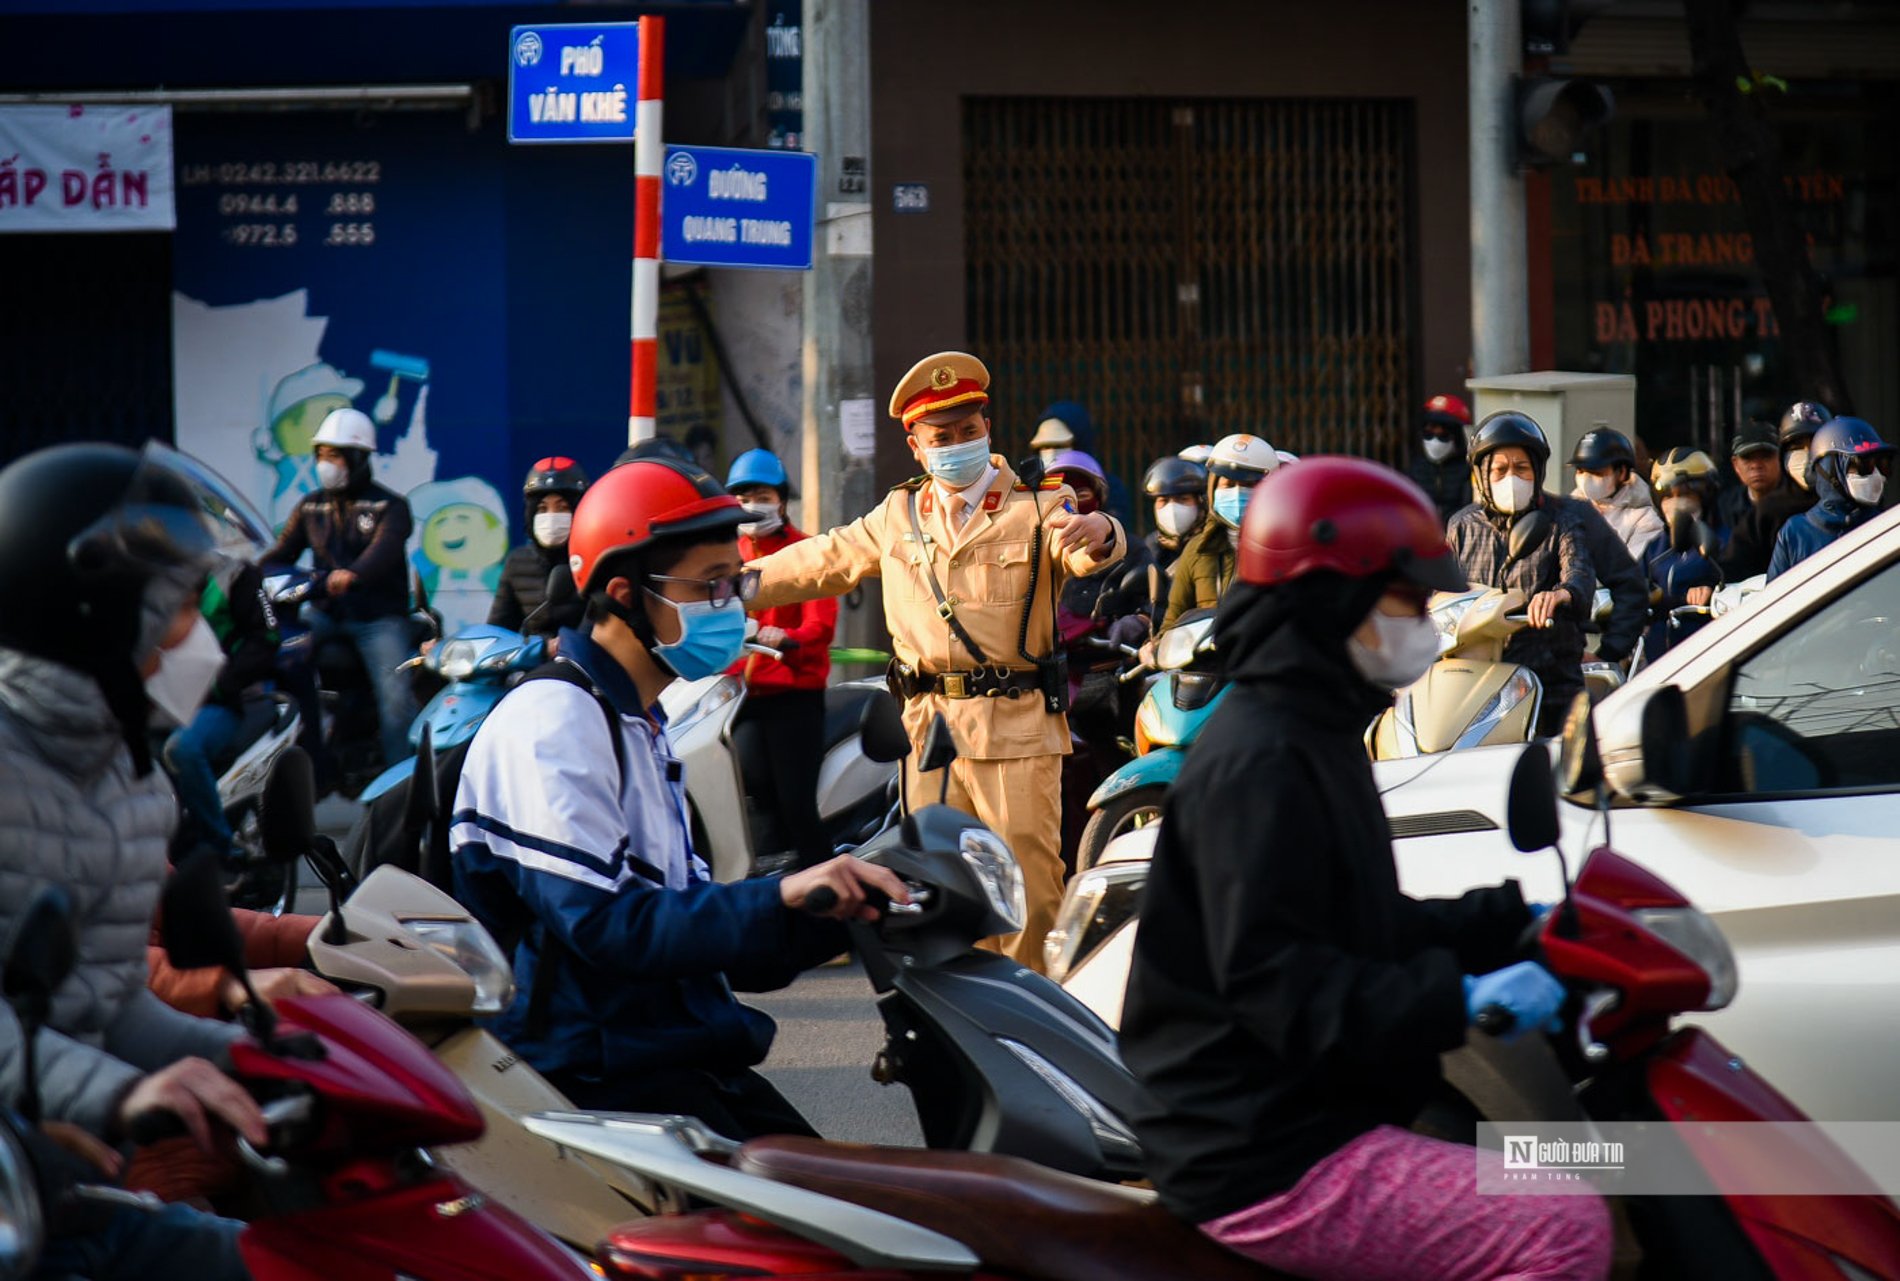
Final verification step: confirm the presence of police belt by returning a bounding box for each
[888,662,1042,701]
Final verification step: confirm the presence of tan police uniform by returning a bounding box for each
[748,352,1124,971]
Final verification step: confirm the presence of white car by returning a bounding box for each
[1052,504,1900,1122]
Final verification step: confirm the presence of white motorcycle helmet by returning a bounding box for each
[313,406,377,452]
[1207,433,1281,482]
[1178,443,1214,466]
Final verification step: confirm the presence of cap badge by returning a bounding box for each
[931,365,957,389]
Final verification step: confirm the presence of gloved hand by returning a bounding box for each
[1464,961,1566,1041]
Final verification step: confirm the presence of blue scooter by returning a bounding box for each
[1075,609,1224,870]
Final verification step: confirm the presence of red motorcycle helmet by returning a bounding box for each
[567,457,746,593]
[1423,393,1472,430]
[1237,456,1466,592]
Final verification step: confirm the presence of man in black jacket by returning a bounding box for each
[260,406,416,767]
[1121,456,1609,1279]
[1551,494,1646,667]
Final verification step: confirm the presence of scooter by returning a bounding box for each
[263,564,439,799]
[1366,586,1544,758]
[659,655,903,882]
[517,725,1900,1280]
[2,860,593,1281]
[1076,609,1224,871]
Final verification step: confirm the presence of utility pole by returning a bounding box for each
[1470,0,1530,376]
[798,0,878,645]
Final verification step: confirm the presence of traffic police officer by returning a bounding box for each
[747,351,1125,971]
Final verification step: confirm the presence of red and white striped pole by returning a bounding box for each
[629,13,665,444]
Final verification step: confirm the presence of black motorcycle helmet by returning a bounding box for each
[1569,428,1636,474]
[521,455,590,531]
[1778,400,1832,450]
[1468,411,1551,508]
[0,442,270,773]
[1142,456,1207,499]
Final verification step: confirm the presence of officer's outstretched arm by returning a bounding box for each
[748,503,889,610]
[1054,512,1125,580]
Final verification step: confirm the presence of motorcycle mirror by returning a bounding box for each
[1506,744,1561,853]
[917,714,958,776]
[3,885,76,1123]
[160,850,279,1046]
[1668,508,1700,555]
[260,747,318,866]
[1557,691,1603,795]
[1503,507,1552,570]
[858,692,910,765]
[544,564,578,607]
[402,723,438,834]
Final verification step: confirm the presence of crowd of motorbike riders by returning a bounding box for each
[0,381,1893,1281]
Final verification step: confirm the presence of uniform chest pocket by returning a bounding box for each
[955,539,1035,605]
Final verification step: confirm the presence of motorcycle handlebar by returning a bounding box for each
[799,883,893,917]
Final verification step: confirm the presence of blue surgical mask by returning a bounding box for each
[922,436,992,489]
[1212,486,1249,529]
[647,594,748,681]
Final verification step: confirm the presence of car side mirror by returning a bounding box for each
[1600,683,1692,804]
[859,692,910,765]
[1558,691,1603,795]
[1503,507,1552,570]
[1506,744,1561,853]
[917,714,958,775]
[260,746,318,866]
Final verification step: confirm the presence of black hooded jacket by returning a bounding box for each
[1120,575,1529,1224]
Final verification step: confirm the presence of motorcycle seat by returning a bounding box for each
[736,1137,1291,1281]
[820,685,884,753]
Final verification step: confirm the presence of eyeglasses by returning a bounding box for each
[647,568,760,607]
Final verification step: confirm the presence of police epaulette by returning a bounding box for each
[890,475,929,492]
[1037,477,1066,490]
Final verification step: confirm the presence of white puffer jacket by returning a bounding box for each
[0,648,240,1133]
[1575,478,1666,563]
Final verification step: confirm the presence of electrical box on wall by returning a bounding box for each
[1467,371,1637,494]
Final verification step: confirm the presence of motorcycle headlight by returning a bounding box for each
[0,1117,44,1280]
[1044,861,1147,982]
[1430,592,1478,649]
[434,639,483,681]
[1451,668,1541,750]
[958,828,1025,934]
[475,644,523,674]
[1153,617,1214,671]
[397,917,517,1016]
[1633,907,1738,1011]
[667,677,742,740]
[1133,694,1172,753]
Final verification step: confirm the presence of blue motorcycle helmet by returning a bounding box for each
[725,448,793,499]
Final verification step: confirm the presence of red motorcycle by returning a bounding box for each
[130,852,592,1281]
[520,735,1900,1281]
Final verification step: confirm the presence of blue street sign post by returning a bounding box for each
[508,23,640,144]
[661,144,817,271]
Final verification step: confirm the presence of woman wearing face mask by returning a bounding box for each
[1769,416,1896,581]
[1447,412,1596,735]
[721,448,838,872]
[489,456,590,639]
[1160,433,1280,630]
[1140,456,1207,621]
[1640,449,1727,662]
[1407,393,1473,528]
[1123,457,1610,1281]
[1568,428,1664,563]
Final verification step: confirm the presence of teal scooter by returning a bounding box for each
[1076,610,1223,870]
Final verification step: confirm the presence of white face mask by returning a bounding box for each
[1846,472,1886,508]
[1155,500,1198,537]
[737,499,784,539]
[1422,437,1457,464]
[1347,611,1442,691]
[316,459,349,491]
[1490,474,1535,514]
[532,511,573,548]
[1787,448,1810,488]
[1579,472,1618,503]
[145,616,224,729]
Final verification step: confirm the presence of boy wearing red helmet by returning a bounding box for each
[1121,457,1610,1280]
[450,456,905,1139]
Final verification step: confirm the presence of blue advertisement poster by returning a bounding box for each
[169,112,514,634]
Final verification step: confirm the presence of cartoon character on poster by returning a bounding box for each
[255,362,362,527]
[407,476,510,636]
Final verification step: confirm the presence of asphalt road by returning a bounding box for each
[304,796,923,1149]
